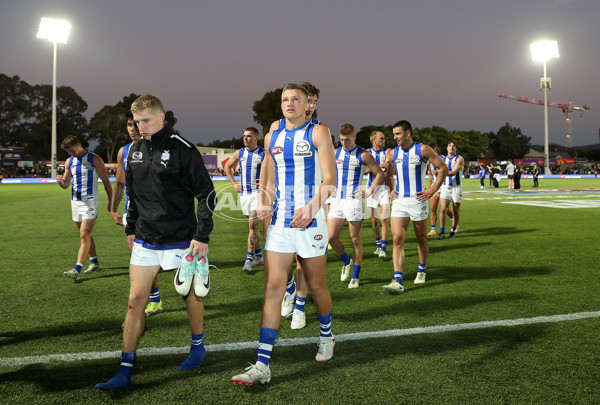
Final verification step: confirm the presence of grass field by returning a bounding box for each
[1,178,599,404]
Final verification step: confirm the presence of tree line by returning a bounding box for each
[6,76,591,164]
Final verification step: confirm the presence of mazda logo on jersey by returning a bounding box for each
[296,141,310,152]
[272,146,283,155]
[409,155,421,165]
[83,162,93,170]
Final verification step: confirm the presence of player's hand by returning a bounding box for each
[291,205,313,229]
[56,175,63,185]
[233,183,242,193]
[354,189,365,199]
[189,240,208,258]
[364,187,374,199]
[416,189,433,202]
[390,190,398,200]
[110,211,124,226]
[126,234,135,250]
[256,198,273,223]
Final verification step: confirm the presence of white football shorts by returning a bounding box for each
[130,242,187,270]
[439,184,463,203]
[71,199,99,222]
[265,220,328,258]
[391,196,429,222]
[366,185,391,208]
[328,198,364,222]
[240,192,259,216]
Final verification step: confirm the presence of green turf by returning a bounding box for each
[0,179,599,404]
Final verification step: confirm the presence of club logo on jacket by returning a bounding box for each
[131,152,143,163]
[160,150,170,168]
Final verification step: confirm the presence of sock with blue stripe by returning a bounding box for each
[394,271,403,284]
[430,225,436,231]
[317,312,333,337]
[179,333,207,371]
[149,286,161,303]
[254,248,262,259]
[90,256,99,264]
[74,263,83,273]
[352,264,361,279]
[339,252,351,266]
[375,237,381,249]
[294,296,307,312]
[418,262,426,273]
[450,227,456,233]
[381,240,387,252]
[95,351,135,390]
[439,227,445,234]
[286,276,296,294]
[257,327,278,366]
[246,251,253,262]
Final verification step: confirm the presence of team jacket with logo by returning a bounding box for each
[125,122,215,245]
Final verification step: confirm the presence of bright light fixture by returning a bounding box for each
[37,17,71,44]
[530,40,559,62]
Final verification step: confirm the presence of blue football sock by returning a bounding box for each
[294,296,307,312]
[179,333,207,371]
[95,352,135,391]
[90,256,99,264]
[339,252,351,266]
[418,262,427,273]
[246,251,253,261]
[394,271,403,284]
[381,240,387,252]
[257,327,278,366]
[286,276,296,294]
[439,227,445,234]
[375,237,381,248]
[254,248,262,258]
[352,264,361,279]
[74,263,83,273]
[149,286,161,303]
[317,312,333,337]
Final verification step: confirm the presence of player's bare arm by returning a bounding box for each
[56,159,72,189]
[417,145,448,201]
[385,149,398,199]
[93,154,113,212]
[257,132,275,222]
[110,146,126,225]
[224,150,241,193]
[362,151,385,198]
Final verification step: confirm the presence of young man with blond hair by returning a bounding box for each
[96,94,216,390]
[232,83,336,385]
[366,130,390,258]
[57,135,112,281]
[328,124,385,289]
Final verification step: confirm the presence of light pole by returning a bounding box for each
[530,40,559,175]
[37,17,71,178]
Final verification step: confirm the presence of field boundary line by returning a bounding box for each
[1,311,599,368]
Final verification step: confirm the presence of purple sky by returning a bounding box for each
[2,0,599,147]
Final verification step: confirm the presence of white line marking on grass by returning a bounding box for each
[1,311,599,368]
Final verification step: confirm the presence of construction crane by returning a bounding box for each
[499,94,591,148]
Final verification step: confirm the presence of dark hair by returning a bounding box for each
[392,120,412,133]
[60,135,81,150]
[125,110,134,120]
[300,82,320,98]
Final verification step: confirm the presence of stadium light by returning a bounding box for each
[37,17,72,178]
[530,40,559,175]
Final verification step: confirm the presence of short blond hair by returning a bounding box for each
[370,131,383,142]
[131,94,164,114]
[282,83,308,101]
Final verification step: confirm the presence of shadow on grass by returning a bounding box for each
[0,323,547,396]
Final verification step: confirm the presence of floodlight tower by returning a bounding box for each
[37,17,71,178]
[530,40,559,175]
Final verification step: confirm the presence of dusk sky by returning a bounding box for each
[2,0,599,148]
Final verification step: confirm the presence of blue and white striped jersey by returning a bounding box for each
[441,155,462,186]
[67,151,98,201]
[392,143,427,198]
[367,147,387,188]
[238,146,264,195]
[335,146,365,199]
[122,142,133,212]
[269,121,321,228]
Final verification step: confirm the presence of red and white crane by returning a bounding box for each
[499,93,591,148]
